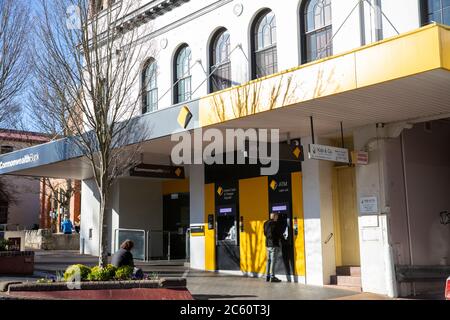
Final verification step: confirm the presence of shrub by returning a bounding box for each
[37,278,54,284]
[0,239,11,251]
[88,264,117,281]
[63,264,91,282]
[115,265,133,280]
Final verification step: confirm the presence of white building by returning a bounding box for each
[1,0,449,298]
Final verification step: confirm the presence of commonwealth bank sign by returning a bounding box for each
[0,153,40,170]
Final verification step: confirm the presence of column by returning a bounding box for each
[189,164,206,270]
[302,136,336,285]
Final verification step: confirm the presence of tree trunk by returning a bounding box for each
[98,182,109,268]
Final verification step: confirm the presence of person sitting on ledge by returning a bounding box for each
[111,239,144,279]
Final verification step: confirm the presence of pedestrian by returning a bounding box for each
[61,215,73,235]
[74,221,80,234]
[111,239,144,279]
[263,213,282,282]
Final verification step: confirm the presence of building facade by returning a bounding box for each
[1,0,450,297]
[0,130,50,230]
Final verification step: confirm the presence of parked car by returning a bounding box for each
[446,276,450,300]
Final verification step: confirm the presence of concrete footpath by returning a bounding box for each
[0,250,393,300]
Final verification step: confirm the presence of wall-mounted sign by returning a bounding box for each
[351,151,369,165]
[308,144,349,163]
[216,185,238,202]
[130,163,185,179]
[242,140,304,163]
[360,196,379,214]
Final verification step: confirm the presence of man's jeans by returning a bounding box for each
[266,246,278,278]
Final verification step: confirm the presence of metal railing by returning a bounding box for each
[114,227,190,262]
[114,228,146,261]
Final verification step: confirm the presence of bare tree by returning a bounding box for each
[28,70,82,232]
[33,0,155,266]
[0,0,30,211]
[0,0,29,128]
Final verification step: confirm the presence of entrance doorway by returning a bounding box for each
[268,174,296,281]
[163,193,190,260]
[215,181,240,271]
[332,166,361,267]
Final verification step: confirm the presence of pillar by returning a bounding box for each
[302,136,336,285]
[189,164,206,270]
[353,124,396,297]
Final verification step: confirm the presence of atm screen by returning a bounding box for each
[217,205,235,216]
[216,205,237,241]
[271,203,289,214]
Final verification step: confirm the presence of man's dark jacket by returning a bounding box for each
[111,248,134,268]
[263,219,282,248]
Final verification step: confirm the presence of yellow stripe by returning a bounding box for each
[440,26,450,70]
[204,183,216,271]
[292,172,306,277]
[238,176,269,274]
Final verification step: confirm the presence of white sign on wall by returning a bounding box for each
[360,196,379,214]
[308,144,349,163]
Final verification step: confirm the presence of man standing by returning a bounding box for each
[264,213,282,282]
[61,215,73,235]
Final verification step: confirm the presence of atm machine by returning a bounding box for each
[215,181,240,271]
[268,174,296,280]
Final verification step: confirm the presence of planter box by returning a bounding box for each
[5,278,192,300]
[0,251,34,275]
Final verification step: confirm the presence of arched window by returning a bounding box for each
[302,0,332,63]
[252,10,278,79]
[174,45,192,104]
[142,59,158,113]
[422,0,450,25]
[210,29,232,93]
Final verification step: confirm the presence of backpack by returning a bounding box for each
[264,220,273,240]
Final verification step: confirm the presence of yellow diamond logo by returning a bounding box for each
[177,106,193,129]
[217,186,224,196]
[293,147,301,159]
[175,168,182,177]
[270,180,278,191]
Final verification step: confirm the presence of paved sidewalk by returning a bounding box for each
[1,250,392,300]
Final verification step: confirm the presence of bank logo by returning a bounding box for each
[177,106,193,129]
[270,180,278,191]
[217,186,224,197]
[292,146,302,159]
